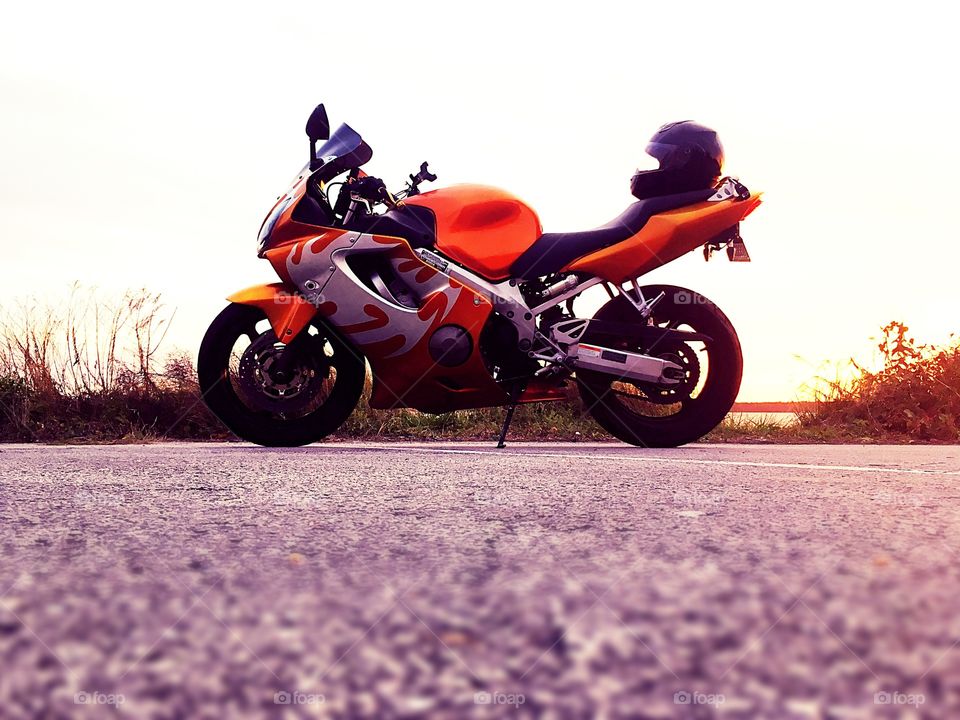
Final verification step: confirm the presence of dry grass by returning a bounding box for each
[0,289,956,444]
[336,380,609,442]
[0,288,224,442]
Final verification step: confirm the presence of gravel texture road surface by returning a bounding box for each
[1,442,959,719]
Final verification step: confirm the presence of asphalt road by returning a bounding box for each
[2,442,960,719]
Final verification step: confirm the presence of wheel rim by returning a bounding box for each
[226,317,345,421]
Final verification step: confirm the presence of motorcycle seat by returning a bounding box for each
[510,188,714,280]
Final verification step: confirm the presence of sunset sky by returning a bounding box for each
[2,1,957,401]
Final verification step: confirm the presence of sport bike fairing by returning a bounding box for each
[262,228,508,413]
[257,123,372,257]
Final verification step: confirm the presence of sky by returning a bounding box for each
[2,0,958,401]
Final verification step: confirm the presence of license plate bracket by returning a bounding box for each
[703,223,750,262]
[726,236,750,262]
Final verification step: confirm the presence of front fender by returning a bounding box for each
[226,283,316,343]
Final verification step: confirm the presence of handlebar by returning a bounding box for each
[342,175,399,223]
[348,175,390,204]
[340,161,438,224]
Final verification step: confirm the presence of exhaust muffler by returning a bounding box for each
[571,342,682,385]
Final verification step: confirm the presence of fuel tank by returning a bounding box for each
[403,184,542,280]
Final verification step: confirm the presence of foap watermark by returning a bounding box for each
[673,290,710,305]
[672,489,726,508]
[474,691,525,708]
[870,491,925,508]
[875,690,925,708]
[268,488,328,508]
[265,292,313,306]
[674,690,725,708]
[74,691,125,707]
[274,690,325,706]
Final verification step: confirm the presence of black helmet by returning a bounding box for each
[630,121,724,200]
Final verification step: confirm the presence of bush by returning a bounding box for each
[801,322,960,442]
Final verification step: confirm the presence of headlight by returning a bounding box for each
[257,196,295,255]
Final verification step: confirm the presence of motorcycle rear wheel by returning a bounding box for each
[198,303,365,447]
[576,284,742,448]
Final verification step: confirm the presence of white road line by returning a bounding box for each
[335,445,960,477]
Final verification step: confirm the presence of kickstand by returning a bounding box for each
[496,403,518,449]
[496,383,526,449]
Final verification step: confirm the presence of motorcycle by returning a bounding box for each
[198,103,762,448]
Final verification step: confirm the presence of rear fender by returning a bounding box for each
[226,283,316,343]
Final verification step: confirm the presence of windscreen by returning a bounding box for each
[314,123,373,180]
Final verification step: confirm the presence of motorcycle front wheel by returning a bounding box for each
[198,303,365,447]
[576,284,742,448]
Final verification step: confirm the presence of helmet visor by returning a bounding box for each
[646,141,689,169]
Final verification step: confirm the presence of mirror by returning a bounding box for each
[305,104,330,142]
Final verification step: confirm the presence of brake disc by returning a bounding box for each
[236,334,329,415]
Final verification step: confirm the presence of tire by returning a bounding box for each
[198,303,365,447]
[576,284,742,447]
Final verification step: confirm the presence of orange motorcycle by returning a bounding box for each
[198,103,762,447]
